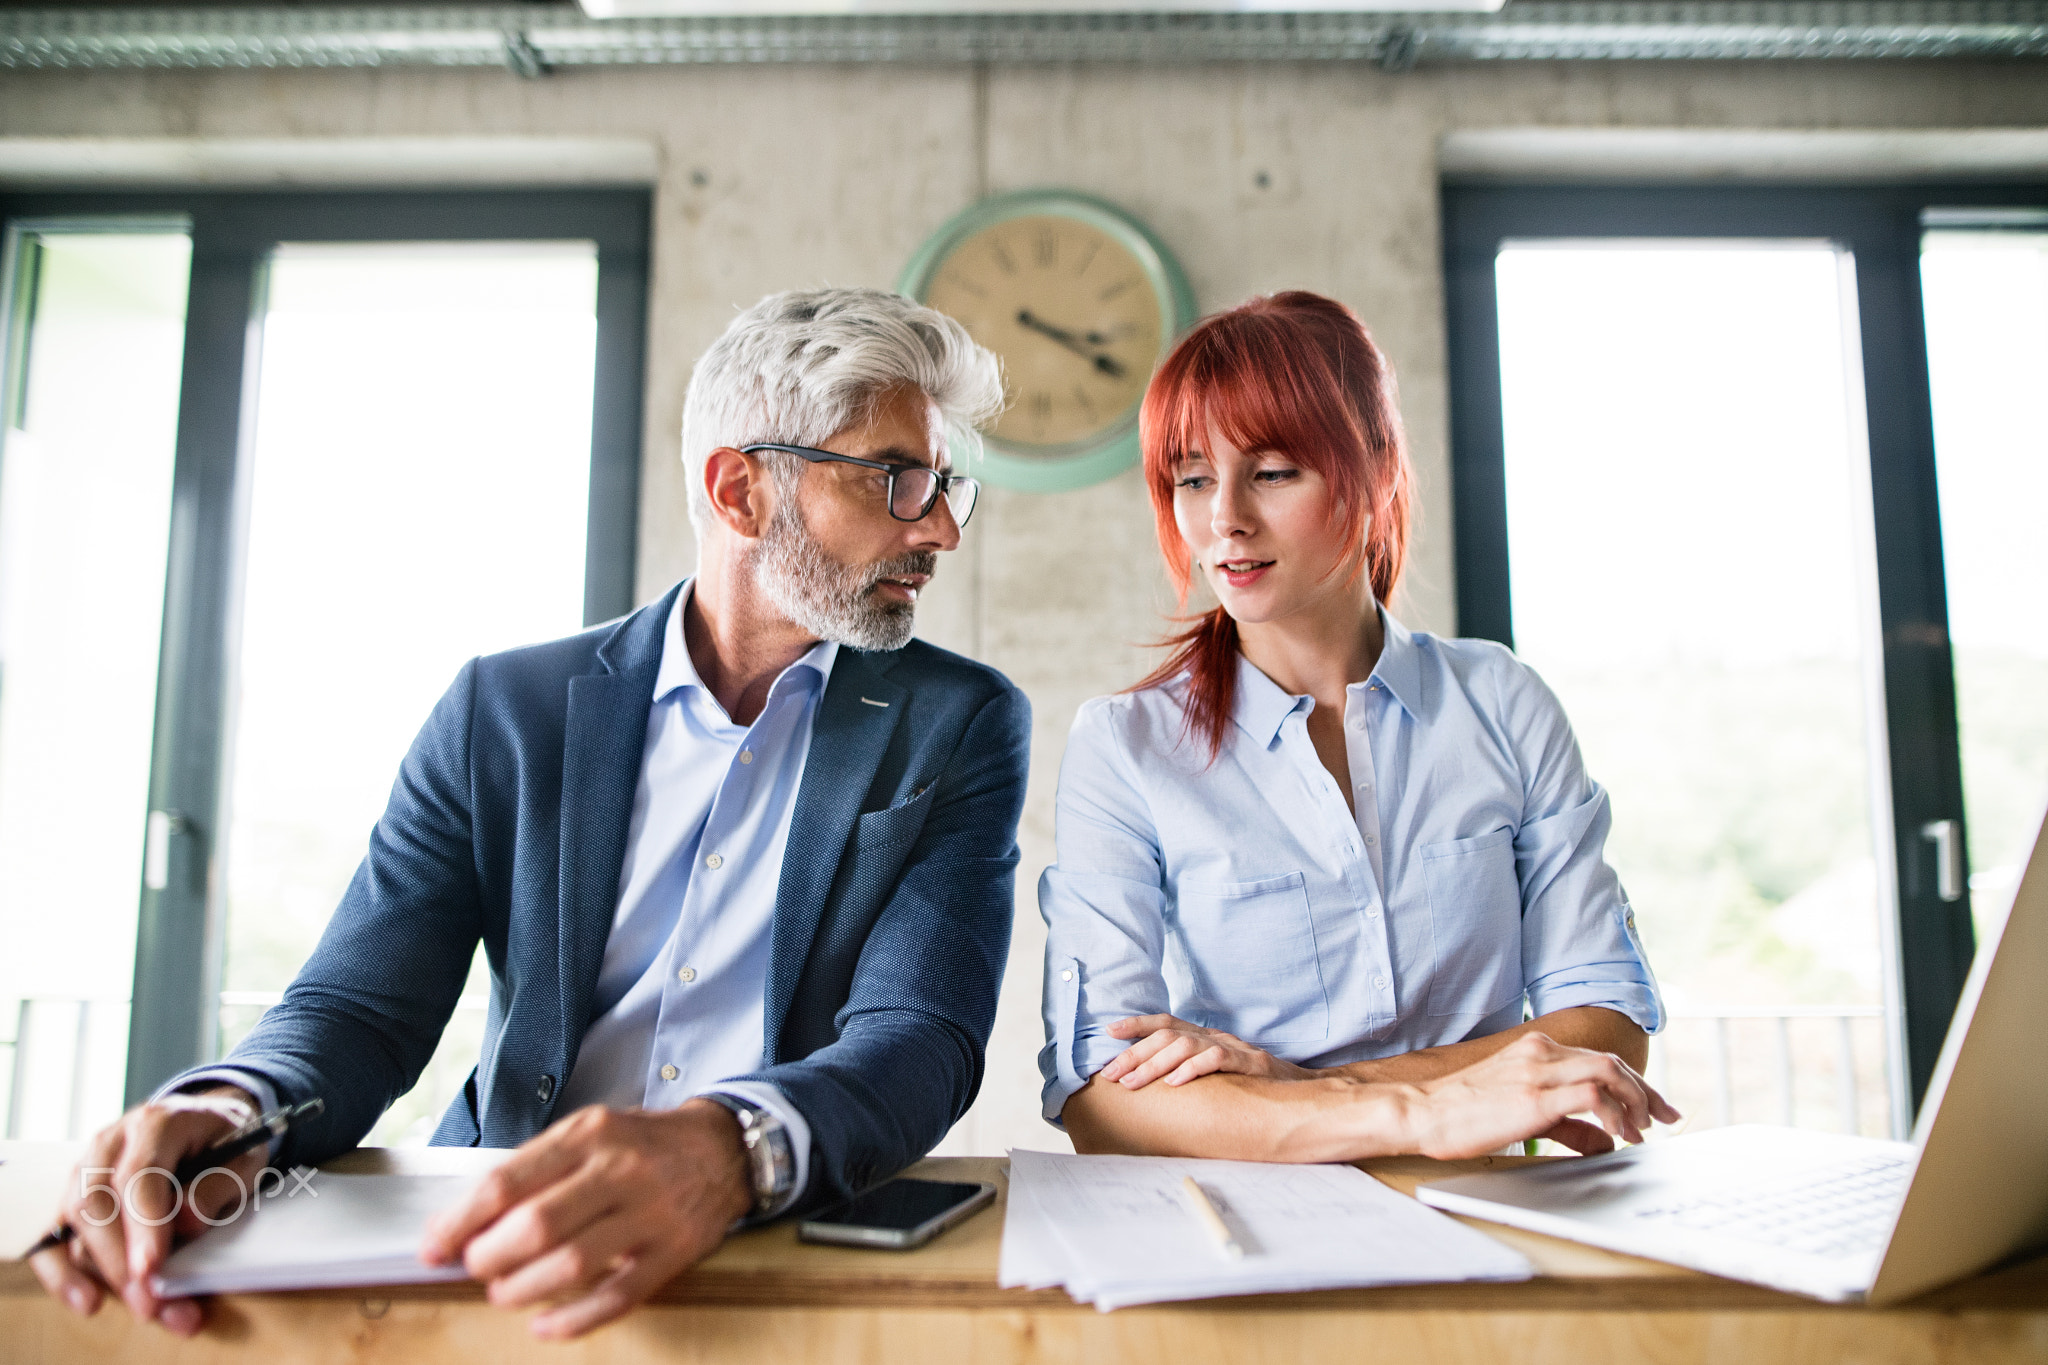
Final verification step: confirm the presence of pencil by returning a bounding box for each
[1180,1176,1244,1260]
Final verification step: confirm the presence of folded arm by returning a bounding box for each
[1099,1004,1647,1090]
[1064,1030,1676,1162]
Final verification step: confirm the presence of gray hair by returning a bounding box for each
[680,288,1005,534]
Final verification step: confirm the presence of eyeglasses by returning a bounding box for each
[741,443,980,528]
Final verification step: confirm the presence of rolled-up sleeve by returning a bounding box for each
[1036,699,1172,1126]
[1504,665,1665,1033]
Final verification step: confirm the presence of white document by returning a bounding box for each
[995,1171,1070,1291]
[152,1173,482,1296]
[1004,1148,1532,1311]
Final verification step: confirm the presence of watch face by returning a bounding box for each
[922,213,1166,454]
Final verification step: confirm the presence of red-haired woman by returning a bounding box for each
[1037,292,1675,1161]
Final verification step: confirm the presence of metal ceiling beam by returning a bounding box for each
[2,2,2045,70]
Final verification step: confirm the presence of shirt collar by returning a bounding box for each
[653,578,840,709]
[1229,606,1424,747]
[1230,655,1313,750]
[1364,608,1424,718]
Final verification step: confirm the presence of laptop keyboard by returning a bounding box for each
[1630,1153,1913,1259]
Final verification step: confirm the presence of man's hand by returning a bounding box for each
[1402,1033,1681,1159]
[1098,1013,1311,1089]
[29,1085,267,1337]
[421,1099,753,1340]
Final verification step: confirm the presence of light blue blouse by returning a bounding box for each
[1037,611,1662,1125]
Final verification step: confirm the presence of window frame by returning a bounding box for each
[1441,180,2048,1120]
[0,187,651,1103]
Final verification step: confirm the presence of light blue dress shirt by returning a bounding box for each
[551,582,833,1208]
[184,583,829,1209]
[1037,610,1662,1125]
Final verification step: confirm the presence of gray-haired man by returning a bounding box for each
[36,289,1029,1339]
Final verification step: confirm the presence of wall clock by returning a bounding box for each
[899,190,1197,494]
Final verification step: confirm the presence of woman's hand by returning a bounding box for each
[1401,1032,1681,1159]
[1098,1014,1313,1089]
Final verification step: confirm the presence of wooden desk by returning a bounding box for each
[4,1141,2045,1363]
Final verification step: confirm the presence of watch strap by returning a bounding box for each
[703,1092,796,1217]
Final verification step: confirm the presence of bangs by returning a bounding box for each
[1151,313,1365,477]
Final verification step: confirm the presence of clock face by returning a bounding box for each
[922,214,1166,453]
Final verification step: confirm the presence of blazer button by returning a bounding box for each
[537,1074,556,1103]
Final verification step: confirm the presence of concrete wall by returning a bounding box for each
[5,58,2044,1156]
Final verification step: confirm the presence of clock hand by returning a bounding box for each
[1016,309,1082,348]
[1016,310,1129,380]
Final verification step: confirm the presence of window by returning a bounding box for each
[0,190,650,1141]
[0,224,188,1138]
[1445,182,2048,1134]
[1919,218,2048,941]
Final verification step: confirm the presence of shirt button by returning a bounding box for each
[1364,833,1377,846]
[1625,910,1637,931]
[705,852,723,869]
[677,965,697,983]
[1367,904,1382,918]
[660,1064,679,1081]
[1374,976,1389,990]
[739,750,753,765]
[1061,969,1073,982]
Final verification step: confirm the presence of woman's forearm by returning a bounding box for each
[1061,1070,1423,1164]
[1061,1030,1678,1164]
[1329,1006,1647,1085]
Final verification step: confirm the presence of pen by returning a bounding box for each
[21,1098,324,1261]
[1180,1176,1244,1261]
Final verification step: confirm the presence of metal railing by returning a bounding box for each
[3,996,127,1141]
[1651,1006,1890,1136]
[2,992,486,1143]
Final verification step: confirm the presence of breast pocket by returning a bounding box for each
[1421,827,1524,1016]
[852,780,936,857]
[1171,871,1330,1044]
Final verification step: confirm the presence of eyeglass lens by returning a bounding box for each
[890,469,979,526]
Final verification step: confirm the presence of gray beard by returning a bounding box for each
[752,500,934,652]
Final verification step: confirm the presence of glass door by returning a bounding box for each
[219,241,600,1143]
[0,223,190,1138]
[1492,241,1896,1137]
[1919,217,2048,939]
[1444,182,2044,1133]
[0,189,649,1128]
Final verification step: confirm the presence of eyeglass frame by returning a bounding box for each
[739,442,980,528]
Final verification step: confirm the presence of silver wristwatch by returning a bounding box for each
[703,1093,795,1217]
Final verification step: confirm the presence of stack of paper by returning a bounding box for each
[151,1174,481,1296]
[1001,1149,1533,1310]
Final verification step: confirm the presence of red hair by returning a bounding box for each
[1132,291,1413,758]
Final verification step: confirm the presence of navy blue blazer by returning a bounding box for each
[206,582,1030,1207]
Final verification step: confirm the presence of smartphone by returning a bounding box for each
[797,1177,998,1250]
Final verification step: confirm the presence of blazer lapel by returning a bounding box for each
[554,592,672,1077]
[764,649,905,1053]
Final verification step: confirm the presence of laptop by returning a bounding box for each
[1417,804,2048,1305]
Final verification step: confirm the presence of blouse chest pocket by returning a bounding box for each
[1420,827,1524,1016]
[1171,871,1330,1044]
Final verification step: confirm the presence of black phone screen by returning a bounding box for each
[808,1178,985,1231]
